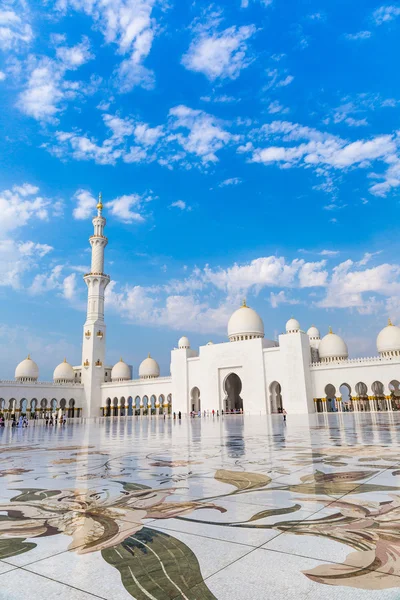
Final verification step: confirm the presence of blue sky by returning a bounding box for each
[0,0,400,378]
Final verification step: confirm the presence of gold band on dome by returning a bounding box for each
[388,317,393,326]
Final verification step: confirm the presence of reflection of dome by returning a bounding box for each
[307,325,320,340]
[53,358,74,383]
[15,355,39,382]
[377,319,400,357]
[178,336,190,349]
[286,317,300,333]
[139,354,160,379]
[111,358,131,382]
[318,328,348,362]
[228,301,264,342]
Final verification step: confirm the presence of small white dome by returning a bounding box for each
[318,329,348,362]
[228,301,264,342]
[15,355,39,381]
[286,317,300,333]
[139,354,160,379]
[307,325,320,339]
[111,358,131,382]
[178,336,190,349]
[377,319,400,356]
[53,359,74,383]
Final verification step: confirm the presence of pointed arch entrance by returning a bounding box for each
[269,382,282,413]
[224,373,243,412]
[190,387,201,413]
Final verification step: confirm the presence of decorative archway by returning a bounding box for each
[127,397,133,416]
[50,398,57,413]
[113,397,118,417]
[20,398,28,415]
[135,396,141,415]
[143,396,149,415]
[324,384,336,412]
[224,373,243,412]
[372,381,386,411]
[389,380,400,411]
[68,398,75,418]
[355,382,368,412]
[0,399,5,414]
[269,381,282,413]
[120,397,126,416]
[167,394,172,414]
[339,383,351,412]
[190,387,201,413]
[9,398,16,414]
[158,394,165,414]
[60,398,66,411]
[150,395,156,415]
[105,398,111,417]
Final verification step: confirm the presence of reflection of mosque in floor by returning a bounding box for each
[2,198,400,418]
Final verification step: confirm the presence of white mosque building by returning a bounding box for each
[2,198,400,419]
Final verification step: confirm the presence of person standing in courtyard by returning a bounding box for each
[282,408,287,423]
[178,411,181,420]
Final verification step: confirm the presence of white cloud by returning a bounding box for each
[268,100,289,114]
[200,94,239,103]
[320,249,340,257]
[318,259,400,310]
[182,24,256,81]
[55,36,93,69]
[29,265,80,303]
[73,189,97,220]
[62,272,77,299]
[0,7,32,50]
[372,5,400,25]
[344,30,372,40]
[270,290,300,308]
[0,240,53,289]
[17,38,93,123]
[0,183,51,236]
[264,68,294,90]
[245,120,400,196]
[56,0,160,92]
[169,200,187,210]
[219,177,242,186]
[168,105,233,164]
[0,70,6,81]
[106,193,147,223]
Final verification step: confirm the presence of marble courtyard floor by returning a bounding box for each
[2,414,400,598]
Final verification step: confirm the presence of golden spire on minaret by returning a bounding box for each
[97,192,103,211]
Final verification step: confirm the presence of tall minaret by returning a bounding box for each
[81,194,110,417]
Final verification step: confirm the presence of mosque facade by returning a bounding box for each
[2,201,400,418]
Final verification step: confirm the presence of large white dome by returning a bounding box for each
[228,301,264,342]
[111,358,131,382]
[286,317,300,333]
[178,336,190,349]
[53,359,74,383]
[15,355,39,381]
[318,329,348,362]
[377,319,400,357]
[139,354,160,379]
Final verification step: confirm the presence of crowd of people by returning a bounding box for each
[0,407,68,428]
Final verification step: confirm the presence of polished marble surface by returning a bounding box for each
[1,413,400,598]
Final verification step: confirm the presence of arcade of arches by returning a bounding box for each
[0,397,80,419]
[103,394,172,417]
[314,380,400,412]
